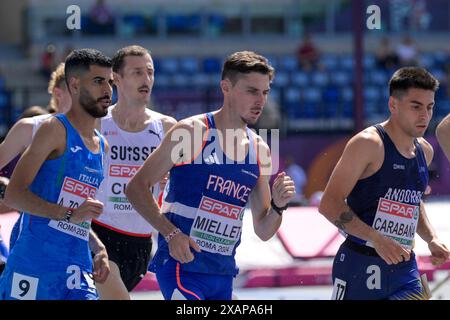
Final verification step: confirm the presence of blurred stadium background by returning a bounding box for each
[1,0,450,299]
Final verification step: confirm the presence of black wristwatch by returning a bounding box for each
[0,183,6,200]
[271,198,288,216]
[64,208,74,223]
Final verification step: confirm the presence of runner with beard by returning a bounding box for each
[0,49,112,300]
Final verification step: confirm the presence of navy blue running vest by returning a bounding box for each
[346,124,428,248]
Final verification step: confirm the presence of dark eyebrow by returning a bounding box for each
[247,85,270,92]
[410,100,434,106]
[409,100,423,106]
[132,66,154,71]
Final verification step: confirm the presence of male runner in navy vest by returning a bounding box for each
[126,51,296,300]
[0,49,113,300]
[319,67,450,300]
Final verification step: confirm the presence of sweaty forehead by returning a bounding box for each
[83,65,112,79]
[234,72,270,89]
[401,88,435,102]
[123,54,153,69]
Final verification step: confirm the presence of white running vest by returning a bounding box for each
[95,109,164,236]
[31,114,53,137]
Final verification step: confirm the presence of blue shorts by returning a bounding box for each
[0,263,98,300]
[332,239,425,300]
[155,258,233,300]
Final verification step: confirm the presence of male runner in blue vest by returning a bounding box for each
[319,67,450,300]
[0,49,113,300]
[126,51,296,300]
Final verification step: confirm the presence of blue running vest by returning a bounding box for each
[7,114,105,270]
[346,124,428,249]
[151,113,261,275]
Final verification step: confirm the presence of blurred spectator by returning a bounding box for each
[395,36,419,66]
[296,33,320,71]
[255,96,281,129]
[40,44,57,79]
[411,0,431,31]
[88,0,115,34]
[375,37,399,70]
[284,155,307,205]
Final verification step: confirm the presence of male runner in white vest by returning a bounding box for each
[92,45,176,299]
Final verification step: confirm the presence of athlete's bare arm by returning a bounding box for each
[126,117,204,264]
[89,229,110,283]
[249,139,295,241]
[0,118,36,170]
[0,117,49,214]
[4,118,103,223]
[435,113,450,161]
[158,115,177,190]
[416,138,450,265]
[319,127,411,265]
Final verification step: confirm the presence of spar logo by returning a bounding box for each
[62,177,96,198]
[109,164,141,178]
[378,198,418,220]
[199,196,243,220]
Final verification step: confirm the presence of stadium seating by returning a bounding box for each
[150,52,450,129]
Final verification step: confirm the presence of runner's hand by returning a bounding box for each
[168,232,201,264]
[271,172,296,208]
[92,248,110,283]
[372,233,411,265]
[70,197,104,224]
[428,238,450,266]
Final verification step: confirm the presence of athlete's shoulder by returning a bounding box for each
[12,113,50,130]
[33,113,53,123]
[349,125,383,149]
[146,109,177,128]
[174,113,208,132]
[36,114,64,132]
[417,137,433,165]
[7,117,36,137]
[343,126,383,162]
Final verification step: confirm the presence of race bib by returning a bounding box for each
[106,164,141,214]
[367,197,419,249]
[11,272,39,300]
[190,196,244,256]
[106,164,156,214]
[48,177,97,241]
[331,278,346,300]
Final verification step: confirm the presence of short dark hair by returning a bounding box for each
[64,48,112,88]
[112,45,150,75]
[221,51,275,85]
[389,67,439,98]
